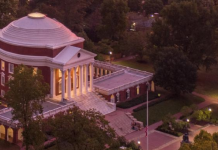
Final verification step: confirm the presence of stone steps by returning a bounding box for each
[74,92,116,115]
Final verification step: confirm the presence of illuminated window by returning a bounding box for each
[33,67,38,75]
[1,61,5,71]
[59,79,62,93]
[59,69,62,78]
[8,63,14,74]
[1,73,5,86]
[1,90,5,97]
[137,85,140,95]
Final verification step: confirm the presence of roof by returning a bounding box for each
[0,13,84,49]
[53,46,96,65]
[95,72,145,90]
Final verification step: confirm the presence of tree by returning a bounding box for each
[5,64,49,150]
[179,130,218,150]
[143,0,164,15]
[43,106,116,150]
[147,1,218,69]
[128,0,142,12]
[99,0,129,40]
[153,47,197,95]
[117,31,146,60]
[0,0,17,28]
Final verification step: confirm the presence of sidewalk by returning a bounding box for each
[123,92,218,150]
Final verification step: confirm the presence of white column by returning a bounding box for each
[61,70,65,102]
[84,64,88,93]
[79,65,82,95]
[68,69,71,100]
[73,67,77,97]
[105,70,107,75]
[100,69,103,76]
[90,63,94,91]
[97,68,99,77]
[81,65,84,93]
[50,68,55,98]
[109,70,112,74]
[66,71,68,95]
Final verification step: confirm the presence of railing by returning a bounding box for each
[0,108,12,114]
[94,74,153,95]
[94,70,124,83]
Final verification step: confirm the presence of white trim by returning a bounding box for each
[0,48,95,71]
[8,63,14,74]
[1,90,5,97]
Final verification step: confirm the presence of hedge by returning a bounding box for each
[116,92,158,109]
[156,126,183,137]
[133,94,173,112]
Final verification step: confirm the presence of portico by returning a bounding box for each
[50,63,94,101]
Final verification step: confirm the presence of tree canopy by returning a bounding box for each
[99,0,129,40]
[5,64,49,150]
[143,0,164,15]
[153,47,197,95]
[179,130,218,150]
[147,1,218,69]
[43,106,116,150]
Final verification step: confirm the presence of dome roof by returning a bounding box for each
[0,13,84,49]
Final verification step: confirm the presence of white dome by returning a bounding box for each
[0,13,84,49]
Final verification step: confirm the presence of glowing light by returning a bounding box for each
[138,141,141,145]
[28,12,45,19]
[109,51,112,55]
[187,119,190,122]
[209,108,212,112]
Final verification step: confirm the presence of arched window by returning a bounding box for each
[137,85,140,95]
[0,125,5,140]
[111,94,115,103]
[116,92,120,102]
[126,89,130,99]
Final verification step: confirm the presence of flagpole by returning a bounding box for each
[146,82,150,150]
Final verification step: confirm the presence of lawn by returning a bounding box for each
[113,59,154,73]
[0,139,19,150]
[195,65,218,99]
[133,94,204,126]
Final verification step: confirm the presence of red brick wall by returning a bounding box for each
[101,81,151,103]
[0,41,84,57]
[0,59,51,96]
[72,42,84,49]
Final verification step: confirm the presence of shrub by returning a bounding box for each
[133,94,172,112]
[117,92,158,109]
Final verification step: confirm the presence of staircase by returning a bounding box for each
[74,92,116,115]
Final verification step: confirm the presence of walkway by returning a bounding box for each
[106,92,217,150]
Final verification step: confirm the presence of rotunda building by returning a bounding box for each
[0,12,96,100]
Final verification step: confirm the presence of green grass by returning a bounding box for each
[195,65,218,99]
[0,139,19,150]
[133,94,205,126]
[113,59,154,73]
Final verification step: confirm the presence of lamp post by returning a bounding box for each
[138,141,141,150]
[109,51,112,63]
[146,82,150,150]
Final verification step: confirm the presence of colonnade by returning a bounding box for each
[93,67,112,78]
[50,63,94,101]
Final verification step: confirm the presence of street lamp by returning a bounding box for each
[186,119,190,123]
[138,141,141,150]
[209,108,212,112]
[109,51,112,63]
[146,82,150,150]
